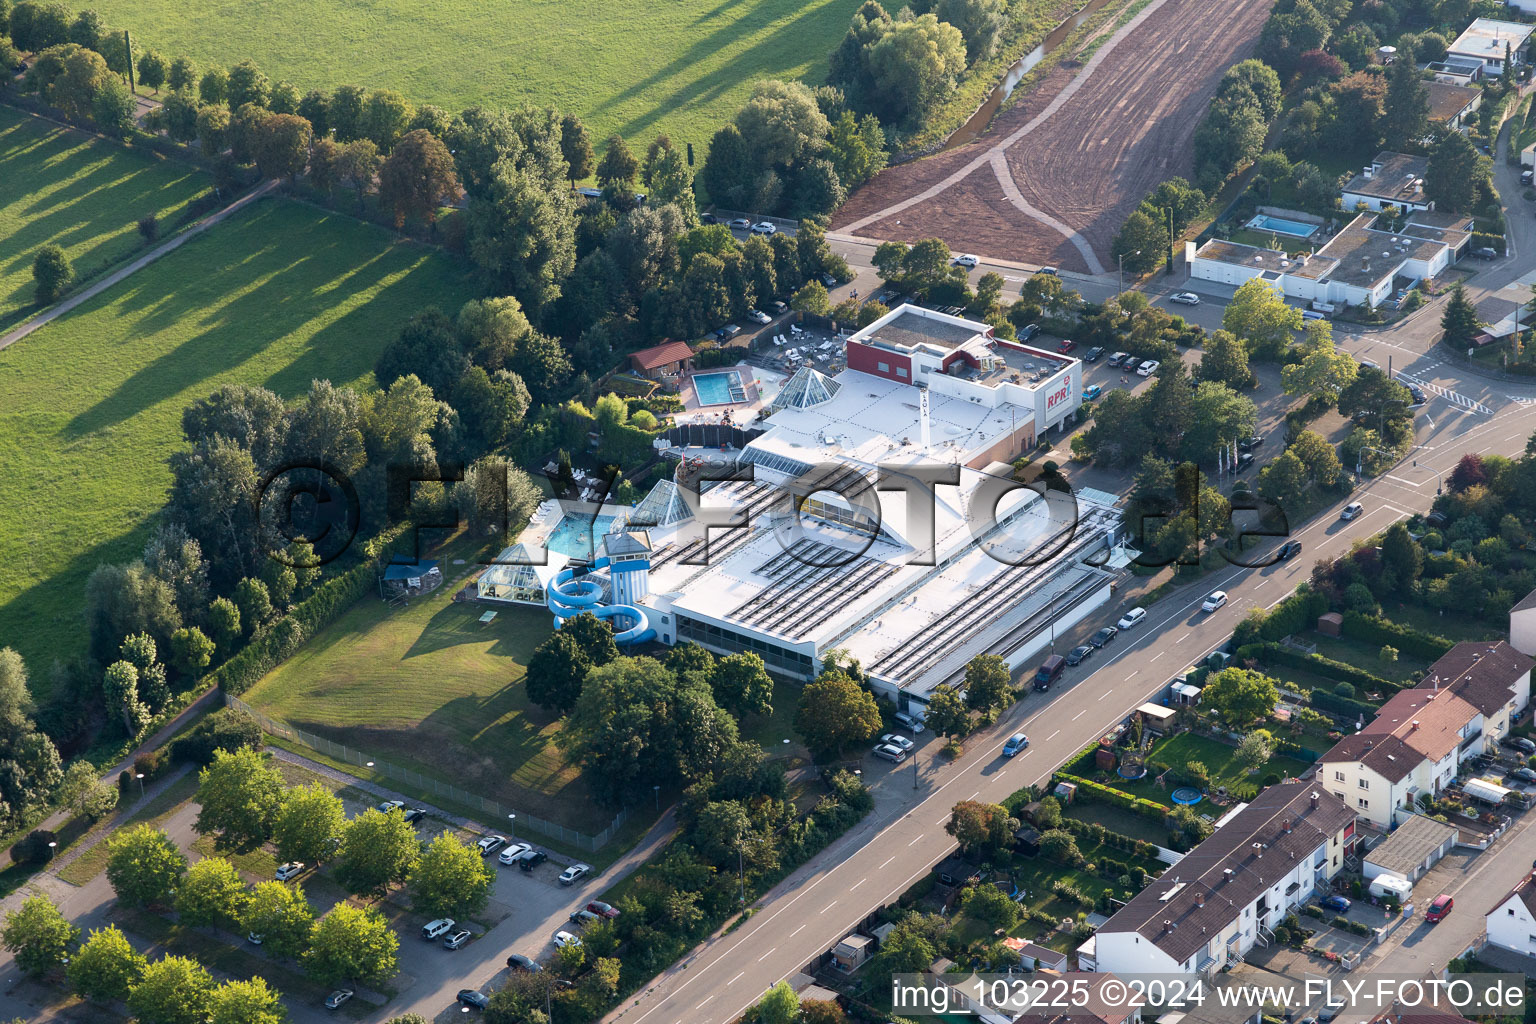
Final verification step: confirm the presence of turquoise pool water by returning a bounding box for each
[694,370,746,405]
[547,514,618,559]
[1247,214,1318,239]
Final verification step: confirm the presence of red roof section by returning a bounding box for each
[630,341,694,370]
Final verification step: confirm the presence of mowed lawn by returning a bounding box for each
[0,198,475,685]
[241,589,613,831]
[0,107,212,329]
[81,0,855,155]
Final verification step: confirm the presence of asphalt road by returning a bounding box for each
[603,392,1536,1024]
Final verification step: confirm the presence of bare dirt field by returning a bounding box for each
[832,0,1274,273]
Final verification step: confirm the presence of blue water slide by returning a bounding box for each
[547,565,655,644]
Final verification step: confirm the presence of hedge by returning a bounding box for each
[215,525,407,696]
[1309,687,1378,722]
[1340,611,1453,661]
[1054,773,1171,819]
[1257,642,1399,696]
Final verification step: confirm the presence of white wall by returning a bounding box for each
[1190,256,1271,288]
[1092,931,1183,975]
[1511,606,1536,662]
[1342,191,1431,214]
[1487,887,1536,955]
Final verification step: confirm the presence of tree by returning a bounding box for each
[251,111,312,181]
[1038,828,1084,864]
[852,14,966,129]
[755,981,800,1024]
[103,659,150,737]
[32,244,72,305]
[1235,729,1274,772]
[1288,429,1342,487]
[467,159,578,318]
[1201,667,1279,726]
[167,56,197,93]
[1380,521,1424,593]
[595,134,639,193]
[128,956,214,1024]
[1440,284,1482,349]
[946,799,1011,853]
[408,833,496,920]
[304,904,399,986]
[377,128,461,229]
[1200,329,1251,389]
[1382,46,1429,148]
[962,654,1011,712]
[196,103,230,154]
[793,670,882,755]
[962,882,1021,929]
[233,577,272,633]
[525,634,587,716]
[226,59,270,109]
[1282,339,1357,400]
[176,857,249,931]
[334,807,419,896]
[1258,449,1310,512]
[241,881,315,959]
[194,747,284,852]
[925,683,969,740]
[1223,278,1301,359]
[1,894,77,978]
[1450,453,1487,493]
[208,598,241,654]
[826,111,887,189]
[327,84,366,140]
[137,50,167,92]
[169,626,215,677]
[106,825,186,907]
[208,977,286,1024]
[709,652,773,718]
[1426,131,1489,215]
[273,782,346,865]
[802,1000,850,1024]
[1111,208,1167,274]
[364,88,414,150]
[69,926,146,1002]
[560,113,595,183]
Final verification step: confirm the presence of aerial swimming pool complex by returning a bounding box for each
[693,370,747,405]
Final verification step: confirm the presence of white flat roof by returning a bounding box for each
[1449,18,1533,59]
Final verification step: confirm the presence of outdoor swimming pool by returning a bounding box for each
[1246,214,1318,239]
[547,513,619,559]
[694,370,747,406]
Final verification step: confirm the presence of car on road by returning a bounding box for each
[248,932,263,945]
[559,863,592,886]
[1085,346,1104,362]
[1002,733,1029,757]
[422,918,456,941]
[1083,384,1102,401]
[376,800,404,814]
[553,930,583,949]
[1037,266,1059,276]
[1320,894,1351,913]
[498,842,534,865]
[953,254,979,268]
[275,862,304,881]
[569,908,601,926]
[1137,359,1160,376]
[1340,502,1364,521]
[519,850,548,871]
[1425,894,1453,922]
[1057,339,1076,353]
[1090,626,1118,648]
[507,953,542,972]
[872,742,907,763]
[1405,384,1426,405]
[880,733,915,752]
[1019,323,1041,341]
[894,710,926,733]
[1238,435,1263,451]
[1276,540,1303,561]
[1201,591,1228,612]
[747,309,771,324]
[729,217,751,230]
[586,900,621,919]
[751,221,777,236]
[457,989,490,1010]
[444,929,472,950]
[1170,292,1200,305]
[1065,644,1094,666]
[476,835,506,856]
[324,989,354,1010]
[1117,607,1147,630]
[1235,452,1255,472]
[1502,736,1536,755]
[402,807,427,824]
[1506,766,1536,784]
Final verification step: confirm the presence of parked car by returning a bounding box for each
[1340,502,1364,521]
[770,299,788,315]
[1320,894,1351,913]
[953,253,979,268]
[820,272,837,287]
[714,324,741,342]
[1302,309,1327,321]
[1406,384,1426,405]
[569,909,601,926]
[747,309,771,324]
[376,800,404,814]
[1276,540,1303,561]
[1002,733,1029,757]
[1502,736,1536,756]
[1065,644,1094,666]
[1320,1002,1345,1023]
[1107,351,1131,368]
[1083,384,1103,401]
[700,212,718,224]
[728,217,751,230]
[1037,266,1059,276]
[444,930,472,950]
[1137,359,1160,376]
[1169,292,1201,305]
[1117,607,1147,630]
[1201,591,1228,612]
[751,221,777,236]
[559,863,592,886]
[275,862,304,882]
[1238,435,1263,451]
[498,842,534,865]
[1034,654,1066,692]
[248,932,263,945]
[476,835,507,856]
[402,807,427,824]
[1084,346,1104,362]
[1090,626,1118,648]
[553,930,583,948]
[880,733,915,752]
[422,918,456,941]
[518,851,548,872]
[1235,452,1255,472]
[586,900,621,919]
[1425,894,1453,922]
[457,990,490,1010]
[1473,246,1499,259]
[1019,323,1041,341]
[872,742,907,764]
[324,989,354,1010]
[894,710,926,734]
[1057,339,1076,354]
[507,953,542,972]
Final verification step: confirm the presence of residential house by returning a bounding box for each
[1317,687,1485,829]
[1507,584,1536,659]
[1415,641,1532,743]
[1341,152,1432,214]
[1428,56,1485,84]
[1486,870,1536,957]
[1446,18,1533,76]
[1090,783,1356,976]
[628,340,694,380]
[1425,80,1482,131]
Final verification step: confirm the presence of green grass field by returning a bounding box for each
[241,567,620,831]
[0,197,475,686]
[0,107,213,330]
[82,0,855,156]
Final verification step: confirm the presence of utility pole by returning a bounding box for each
[1166,207,1175,275]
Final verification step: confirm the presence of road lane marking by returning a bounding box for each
[879,856,895,869]
[819,901,838,914]
[850,878,865,891]
[908,835,923,845]
[697,997,713,1009]
[1150,652,1164,662]
[1099,691,1111,700]
[1125,670,1137,677]
[969,791,979,800]
[729,972,744,984]
[1045,730,1059,740]
[1072,709,1086,720]
[1175,633,1190,643]
[758,947,776,961]
[791,924,805,937]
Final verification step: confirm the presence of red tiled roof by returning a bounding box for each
[630,341,694,370]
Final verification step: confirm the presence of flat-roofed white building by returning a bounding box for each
[1447,18,1533,76]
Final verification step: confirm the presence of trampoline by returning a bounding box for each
[1117,764,1148,780]
[1171,788,1203,805]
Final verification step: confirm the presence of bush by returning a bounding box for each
[1331,914,1350,930]
[1302,904,1324,918]
[137,214,159,242]
[1310,687,1377,722]
[1340,611,1453,660]
[11,830,59,865]
[133,749,169,781]
[170,707,263,764]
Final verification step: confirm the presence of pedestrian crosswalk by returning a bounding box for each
[1395,370,1494,415]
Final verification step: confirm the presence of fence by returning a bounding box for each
[226,697,627,852]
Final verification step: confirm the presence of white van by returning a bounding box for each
[894,710,926,734]
[422,918,456,941]
[1310,300,1335,314]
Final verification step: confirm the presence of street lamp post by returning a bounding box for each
[912,750,919,790]
[1117,250,1140,294]
[507,813,516,841]
[135,772,145,799]
[653,785,661,812]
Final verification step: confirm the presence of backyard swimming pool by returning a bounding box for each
[1246,214,1318,239]
[694,370,747,405]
